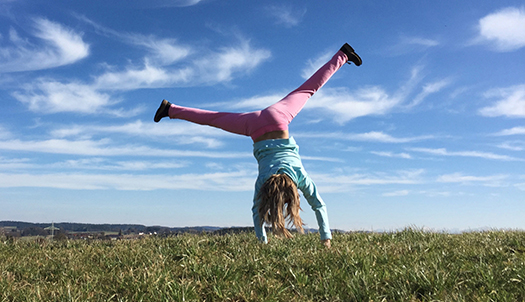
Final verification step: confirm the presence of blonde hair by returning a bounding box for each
[257,174,304,238]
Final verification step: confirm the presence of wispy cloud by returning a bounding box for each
[0,157,187,172]
[306,87,403,123]
[299,131,433,143]
[193,40,271,84]
[402,36,440,47]
[387,35,440,56]
[496,141,525,151]
[189,53,444,125]
[53,158,187,171]
[371,151,412,159]
[12,80,115,114]
[76,17,197,89]
[0,125,11,139]
[266,5,306,27]
[407,78,451,108]
[301,51,333,80]
[383,190,410,197]
[0,156,32,170]
[493,126,525,136]
[0,18,89,73]
[49,121,230,148]
[300,155,344,163]
[91,33,270,89]
[313,169,424,193]
[474,6,525,52]
[302,64,446,123]
[298,53,420,122]
[437,172,508,186]
[77,14,192,65]
[479,85,525,117]
[218,93,287,111]
[516,182,525,191]
[493,128,525,151]
[410,147,523,161]
[0,170,255,191]
[0,138,251,158]
[157,0,206,8]
[10,18,271,115]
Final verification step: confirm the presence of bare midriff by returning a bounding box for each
[252,130,289,143]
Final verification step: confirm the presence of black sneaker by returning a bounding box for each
[154,99,171,122]
[340,43,362,66]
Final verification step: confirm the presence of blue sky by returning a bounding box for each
[1,0,524,232]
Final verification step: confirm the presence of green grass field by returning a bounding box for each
[1,229,524,301]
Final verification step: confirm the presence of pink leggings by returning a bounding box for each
[169,50,348,140]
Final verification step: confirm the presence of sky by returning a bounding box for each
[1,0,525,233]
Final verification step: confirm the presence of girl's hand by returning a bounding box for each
[322,239,331,249]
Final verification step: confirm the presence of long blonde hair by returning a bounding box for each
[257,174,304,238]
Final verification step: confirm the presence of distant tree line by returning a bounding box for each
[0,221,252,238]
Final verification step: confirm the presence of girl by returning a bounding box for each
[154,43,361,248]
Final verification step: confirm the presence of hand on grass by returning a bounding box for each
[322,239,331,249]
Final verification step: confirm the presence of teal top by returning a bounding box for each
[252,137,332,243]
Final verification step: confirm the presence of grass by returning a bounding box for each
[1,229,524,301]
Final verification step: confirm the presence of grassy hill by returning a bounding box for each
[1,229,524,301]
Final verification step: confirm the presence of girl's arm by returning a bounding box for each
[298,176,332,243]
[252,190,268,243]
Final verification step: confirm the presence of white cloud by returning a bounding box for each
[496,141,525,151]
[407,78,451,108]
[223,93,288,110]
[299,51,410,122]
[371,151,412,159]
[299,131,432,143]
[402,36,440,47]
[93,39,270,90]
[383,190,410,197]
[410,147,523,161]
[49,121,229,148]
[494,126,525,136]
[94,62,177,90]
[306,87,402,123]
[515,182,525,191]
[0,125,11,139]
[56,158,187,171]
[301,51,333,80]
[78,15,191,66]
[300,155,344,162]
[0,138,251,158]
[388,35,440,55]
[12,30,270,114]
[437,172,508,186]
[0,157,188,172]
[0,170,255,191]
[149,0,206,7]
[479,85,525,117]
[0,157,32,170]
[266,5,306,27]
[476,7,525,51]
[0,18,89,73]
[194,40,271,84]
[12,80,114,114]
[137,37,191,65]
[73,0,206,9]
[313,169,424,193]
[302,65,438,123]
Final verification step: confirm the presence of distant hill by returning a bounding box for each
[0,221,340,236]
[0,221,223,234]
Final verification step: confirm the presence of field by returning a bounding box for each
[1,229,524,301]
